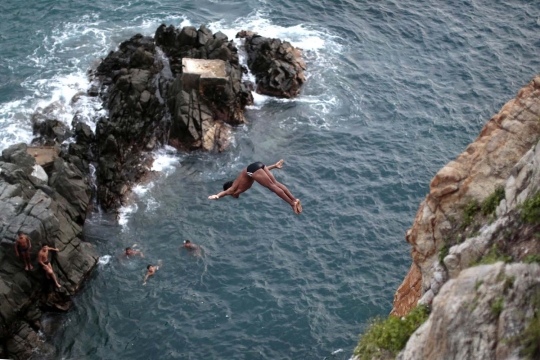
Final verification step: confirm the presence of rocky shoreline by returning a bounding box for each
[354,76,540,359]
[0,24,306,359]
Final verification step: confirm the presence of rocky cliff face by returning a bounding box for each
[398,263,540,360]
[353,75,540,360]
[0,143,97,359]
[392,75,540,317]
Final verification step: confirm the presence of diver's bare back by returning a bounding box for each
[231,169,254,196]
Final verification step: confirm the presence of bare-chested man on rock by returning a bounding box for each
[14,231,33,271]
[37,244,61,288]
[208,159,302,214]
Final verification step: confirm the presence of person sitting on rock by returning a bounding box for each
[125,247,144,258]
[14,231,33,271]
[143,263,160,285]
[37,244,61,288]
[208,159,302,214]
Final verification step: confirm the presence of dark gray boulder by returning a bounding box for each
[0,143,98,359]
[237,31,306,98]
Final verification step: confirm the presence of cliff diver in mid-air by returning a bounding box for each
[208,159,302,214]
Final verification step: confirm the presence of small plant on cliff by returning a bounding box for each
[524,254,540,264]
[491,297,504,317]
[481,186,505,216]
[520,294,540,359]
[471,243,512,266]
[462,199,480,229]
[354,305,430,359]
[439,244,449,264]
[521,191,540,224]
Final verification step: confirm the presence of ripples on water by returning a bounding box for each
[0,0,539,358]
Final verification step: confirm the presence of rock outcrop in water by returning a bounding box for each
[237,31,306,98]
[353,76,540,359]
[0,24,307,358]
[90,24,306,210]
[0,143,97,359]
[89,25,310,212]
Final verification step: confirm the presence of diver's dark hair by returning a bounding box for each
[185,240,191,244]
[125,247,131,251]
[17,231,24,236]
[147,265,152,270]
[223,181,234,191]
[41,243,47,248]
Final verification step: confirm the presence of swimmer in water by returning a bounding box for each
[37,244,61,288]
[180,240,202,256]
[143,262,161,285]
[125,247,144,258]
[208,159,302,214]
[181,240,198,251]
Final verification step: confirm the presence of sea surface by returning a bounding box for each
[1,0,539,359]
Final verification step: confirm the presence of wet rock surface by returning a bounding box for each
[92,24,261,210]
[237,31,306,98]
[0,143,98,359]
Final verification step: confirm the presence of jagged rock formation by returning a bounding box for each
[155,24,253,129]
[237,31,306,98]
[397,263,540,360]
[392,75,540,317]
[0,143,98,359]
[93,25,256,210]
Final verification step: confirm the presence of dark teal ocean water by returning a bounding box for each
[1,0,539,359]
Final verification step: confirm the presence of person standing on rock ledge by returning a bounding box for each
[37,244,61,288]
[208,159,302,214]
[14,231,33,271]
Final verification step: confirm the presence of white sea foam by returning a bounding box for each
[98,255,112,265]
[207,11,342,121]
[118,203,138,228]
[133,183,155,196]
[151,145,180,173]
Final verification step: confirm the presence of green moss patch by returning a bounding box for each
[491,297,504,317]
[462,199,480,228]
[481,186,505,216]
[521,191,540,224]
[471,244,512,266]
[354,305,430,359]
[520,294,540,359]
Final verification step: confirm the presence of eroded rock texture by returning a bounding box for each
[93,25,255,210]
[398,263,540,360]
[238,31,306,98]
[0,143,98,359]
[392,75,540,316]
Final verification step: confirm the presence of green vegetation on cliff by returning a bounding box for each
[520,293,540,359]
[354,305,430,359]
[481,186,505,216]
[471,244,512,266]
[521,191,540,224]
